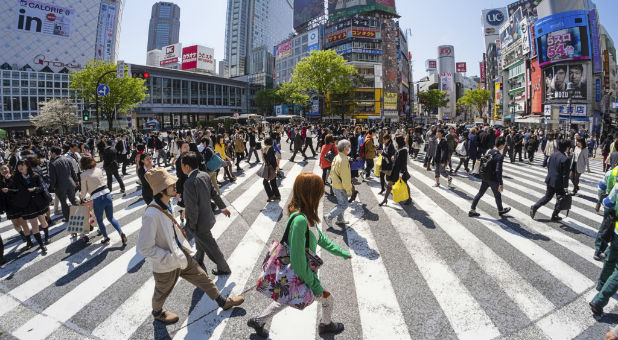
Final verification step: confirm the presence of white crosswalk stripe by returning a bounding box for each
[0,151,616,340]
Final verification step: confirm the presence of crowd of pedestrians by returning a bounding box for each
[0,118,616,338]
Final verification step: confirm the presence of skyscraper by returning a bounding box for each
[147,2,180,51]
[224,0,293,80]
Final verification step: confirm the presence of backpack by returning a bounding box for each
[359,139,367,159]
[479,150,496,180]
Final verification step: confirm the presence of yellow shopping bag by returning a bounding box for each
[374,155,382,177]
[392,178,410,203]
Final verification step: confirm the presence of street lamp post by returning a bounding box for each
[566,82,575,135]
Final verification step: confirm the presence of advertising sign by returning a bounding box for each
[456,62,467,73]
[96,3,116,62]
[482,8,508,36]
[181,45,198,70]
[589,10,601,73]
[494,80,501,117]
[529,22,537,58]
[160,43,181,66]
[352,28,377,38]
[480,62,485,83]
[327,29,348,43]
[530,60,543,113]
[275,40,292,60]
[499,8,523,50]
[535,10,591,67]
[328,0,396,20]
[426,59,437,71]
[440,74,453,93]
[556,104,587,116]
[374,64,383,89]
[293,0,324,29]
[596,78,601,102]
[543,63,587,102]
[307,28,319,52]
[521,18,530,55]
[384,92,398,110]
[15,0,73,38]
[507,0,541,18]
[604,50,610,90]
[196,46,215,73]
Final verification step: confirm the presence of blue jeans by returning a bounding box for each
[328,188,349,222]
[93,194,123,238]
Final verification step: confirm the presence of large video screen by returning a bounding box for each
[543,63,588,102]
[294,0,325,29]
[535,10,591,67]
[328,0,396,20]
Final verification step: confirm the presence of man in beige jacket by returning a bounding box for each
[137,168,243,324]
[324,139,353,227]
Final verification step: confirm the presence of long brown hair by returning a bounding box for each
[287,173,324,226]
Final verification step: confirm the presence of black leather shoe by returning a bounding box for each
[529,206,537,219]
[247,318,269,338]
[211,269,231,276]
[318,322,344,335]
[468,210,480,217]
[551,215,563,221]
[498,207,511,216]
[589,301,603,316]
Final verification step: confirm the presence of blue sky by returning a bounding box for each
[118,0,617,82]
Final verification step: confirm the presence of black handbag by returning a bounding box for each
[556,194,572,217]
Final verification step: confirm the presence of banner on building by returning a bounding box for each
[328,0,396,20]
[589,10,601,73]
[480,62,485,83]
[544,63,587,102]
[96,3,116,62]
[307,28,319,52]
[181,45,198,70]
[15,0,74,38]
[275,40,292,60]
[160,43,181,66]
[507,0,541,18]
[456,62,467,73]
[530,59,543,113]
[384,92,398,110]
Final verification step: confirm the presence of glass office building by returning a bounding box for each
[147,2,181,51]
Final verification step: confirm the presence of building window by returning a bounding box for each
[191,81,198,105]
[215,85,222,106]
[181,80,189,105]
[199,83,207,105]
[172,79,180,104]
[152,77,162,104]
[162,78,171,104]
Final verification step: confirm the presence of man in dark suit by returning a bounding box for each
[103,139,125,195]
[433,129,453,188]
[180,152,232,275]
[530,139,572,221]
[115,135,131,175]
[49,146,79,221]
[505,129,516,163]
[289,127,307,162]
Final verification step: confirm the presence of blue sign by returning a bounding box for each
[596,79,602,102]
[97,84,110,97]
[486,9,505,26]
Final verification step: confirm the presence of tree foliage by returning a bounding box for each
[69,60,147,130]
[458,89,492,117]
[286,50,357,116]
[30,98,80,134]
[254,88,281,115]
[417,89,449,115]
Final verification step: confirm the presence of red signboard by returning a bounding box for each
[530,58,543,113]
[327,30,348,43]
[181,45,198,70]
[160,58,178,66]
[480,62,485,83]
[439,47,453,57]
[352,28,377,38]
[456,62,467,73]
[428,60,437,69]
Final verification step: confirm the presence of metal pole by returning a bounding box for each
[568,97,572,136]
[95,70,116,132]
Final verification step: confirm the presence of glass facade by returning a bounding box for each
[147,2,181,51]
[142,75,244,109]
[0,70,76,122]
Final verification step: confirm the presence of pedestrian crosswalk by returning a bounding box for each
[0,150,615,340]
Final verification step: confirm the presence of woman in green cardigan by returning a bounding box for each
[248,172,352,338]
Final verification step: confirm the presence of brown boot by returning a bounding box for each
[222,296,245,310]
[152,309,179,324]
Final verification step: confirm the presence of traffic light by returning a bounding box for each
[131,71,150,79]
[83,113,89,121]
[422,100,427,104]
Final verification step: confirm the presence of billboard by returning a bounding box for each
[480,61,485,83]
[307,28,319,53]
[328,0,396,20]
[15,0,73,38]
[426,59,437,71]
[160,43,181,66]
[543,63,587,102]
[456,62,467,73]
[181,45,197,70]
[530,59,543,113]
[499,7,523,50]
[384,92,398,110]
[275,39,292,60]
[507,0,541,18]
[96,2,117,62]
[481,8,508,36]
[535,10,591,67]
[589,10,601,73]
[293,0,324,30]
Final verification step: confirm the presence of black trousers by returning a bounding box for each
[290,149,306,161]
[118,153,129,174]
[322,167,330,185]
[302,139,316,156]
[246,147,260,163]
[527,151,535,163]
[454,157,470,173]
[471,180,503,211]
[532,185,562,217]
[365,158,374,177]
[514,147,523,162]
[105,167,125,192]
[56,186,77,220]
[263,178,280,198]
[194,229,231,272]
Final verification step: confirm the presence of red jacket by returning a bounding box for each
[319,143,338,169]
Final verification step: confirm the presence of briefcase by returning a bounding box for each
[556,194,572,217]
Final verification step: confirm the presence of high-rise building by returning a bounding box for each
[0,0,125,133]
[147,2,180,52]
[224,0,293,81]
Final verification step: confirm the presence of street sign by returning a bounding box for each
[97,84,110,97]
[117,60,124,79]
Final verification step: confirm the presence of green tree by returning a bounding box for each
[417,89,449,116]
[290,50,357,117]
[30,98,80,134]
[458,89,492,123]
[329,73,367,121]
[254,88,281,115]
[277,82,310,107]
[69,60,147,130]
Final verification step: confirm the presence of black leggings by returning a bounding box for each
[322,167,330,185]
